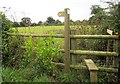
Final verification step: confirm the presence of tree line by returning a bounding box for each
[12,16,63,27]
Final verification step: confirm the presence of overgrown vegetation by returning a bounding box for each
[1,12,12,65]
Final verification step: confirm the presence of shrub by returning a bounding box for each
[8,36,24,67]
[22,33,60,76]
[1,12,12,65]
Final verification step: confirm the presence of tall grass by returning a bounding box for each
[12,26,64,34]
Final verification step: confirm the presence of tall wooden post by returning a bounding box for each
[117,2,120,82]
[70,29,77,64]
[116,34,120,82]
[0,20,2,83]
[64,8,70,72]
[57,8,70,72]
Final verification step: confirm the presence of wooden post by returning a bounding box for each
[90,71,98,83]
[84,59,98,83]
[117,2,120,82]
[106,29,114,67]
[116,34,120,82]
[106,40,110,67]
[64,8,70,72]
[70,29,77,64]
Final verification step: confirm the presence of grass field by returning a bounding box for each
[12,26,64,34]
[12,26,65,48]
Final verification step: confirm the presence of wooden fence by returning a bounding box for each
[7,8,120,83]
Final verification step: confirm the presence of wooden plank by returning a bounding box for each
[107,29,113,35]
[70,50,119,56]
[52,62,118,73]
[20,48,119,57]
[7,33,64,38]
[84,59,98,71]
[70,35,119,39]
[7,33,119,40]
[98,67,118,73]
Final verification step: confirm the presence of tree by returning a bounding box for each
[43,22,49,26]
[105,2,120,31]
[89,5,106,25]
[38,21,43,26]
[20,22,24,27]
[81,19,88,25]
[46,16,55,26]
[21,17,31,27]
[31,22,37,26]
[70,19,74,25]
[74,20,81,25]
[12,22,20,27]
[54,19,63,26]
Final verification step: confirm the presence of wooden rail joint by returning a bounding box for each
[84,59,98,83]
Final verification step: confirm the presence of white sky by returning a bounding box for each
[0,0,108,23]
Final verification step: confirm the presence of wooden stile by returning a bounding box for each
[7,7,120,83]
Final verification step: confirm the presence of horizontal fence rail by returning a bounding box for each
[60,49,119,56]
[70,35,119,39]
[20,47,119,57]
[52,62,118,73]
[7,33,119,39]
[7,33,64,38]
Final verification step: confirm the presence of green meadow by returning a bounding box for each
[12,26,64,34]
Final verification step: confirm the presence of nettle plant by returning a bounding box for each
[22,33,60,75]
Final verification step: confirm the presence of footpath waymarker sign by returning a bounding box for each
[58,8,70,72]
[58,11,65,17]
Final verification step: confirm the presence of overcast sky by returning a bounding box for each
[0,0,108,23]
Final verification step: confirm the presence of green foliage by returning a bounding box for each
[2,67,53,82]
[89,5,106,25]
[12,22,20,27]
[1,12,12,65]
[2,67,28,82]
[54,19,63,26]
[98,72,118,83]
[8,36,24,67]
[105,3,120,31]
[76,25,107,51]
[33,75,52,82]
[57,71,80,82]
[22,33,60,75]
